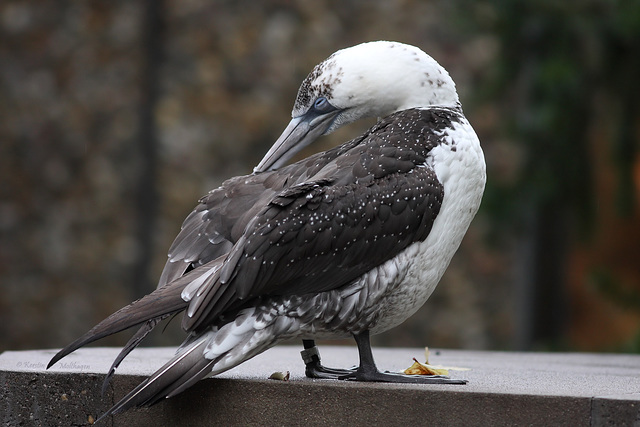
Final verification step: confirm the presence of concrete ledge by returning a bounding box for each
[1,346,639,426]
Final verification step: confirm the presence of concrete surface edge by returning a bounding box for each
[2,347,639,426]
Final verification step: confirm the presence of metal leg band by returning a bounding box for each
[300,345,320,365]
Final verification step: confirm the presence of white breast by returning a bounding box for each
[369,117,486,334]
[238,116,486,341]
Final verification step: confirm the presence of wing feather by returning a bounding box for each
[183,163,443,332]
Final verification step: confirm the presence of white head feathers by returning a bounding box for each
[292,41,459,132]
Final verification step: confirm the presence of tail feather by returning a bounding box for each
[97,335,216,421]
[99,257,227,391]
[101,316,169,395]
[47,281,187,369]
[164,355,218,399]
[99,306,284,420]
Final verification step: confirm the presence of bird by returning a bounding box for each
[48,40,486,419]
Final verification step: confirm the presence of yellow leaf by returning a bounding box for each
[403,358,450,376]
[403,347,470,376]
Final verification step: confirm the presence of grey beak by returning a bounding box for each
[254,109,341,173]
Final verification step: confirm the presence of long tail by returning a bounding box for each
[101,316,170,395]
[97,306,287,421]
[100,259,193,393]
[100,256,218,393]
[97,334,216,420]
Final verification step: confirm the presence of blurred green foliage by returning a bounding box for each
[465,0,640,228]
[455,0,640,349]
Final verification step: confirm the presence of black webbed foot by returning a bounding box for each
[341,331,468,385]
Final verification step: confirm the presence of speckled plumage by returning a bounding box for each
[181,108,457,333]
[48,41,486,418]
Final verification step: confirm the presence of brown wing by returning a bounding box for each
[181,108,453,331]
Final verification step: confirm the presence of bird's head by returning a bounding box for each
[254,41,459,172]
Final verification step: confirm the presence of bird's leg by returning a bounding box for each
[301,339,356,379]
[340,330,468,384]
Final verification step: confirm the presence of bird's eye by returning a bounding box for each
[313,97,332,113]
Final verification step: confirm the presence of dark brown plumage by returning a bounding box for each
[48,41,485,419]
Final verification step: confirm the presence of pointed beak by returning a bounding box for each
[254,109,341,173]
